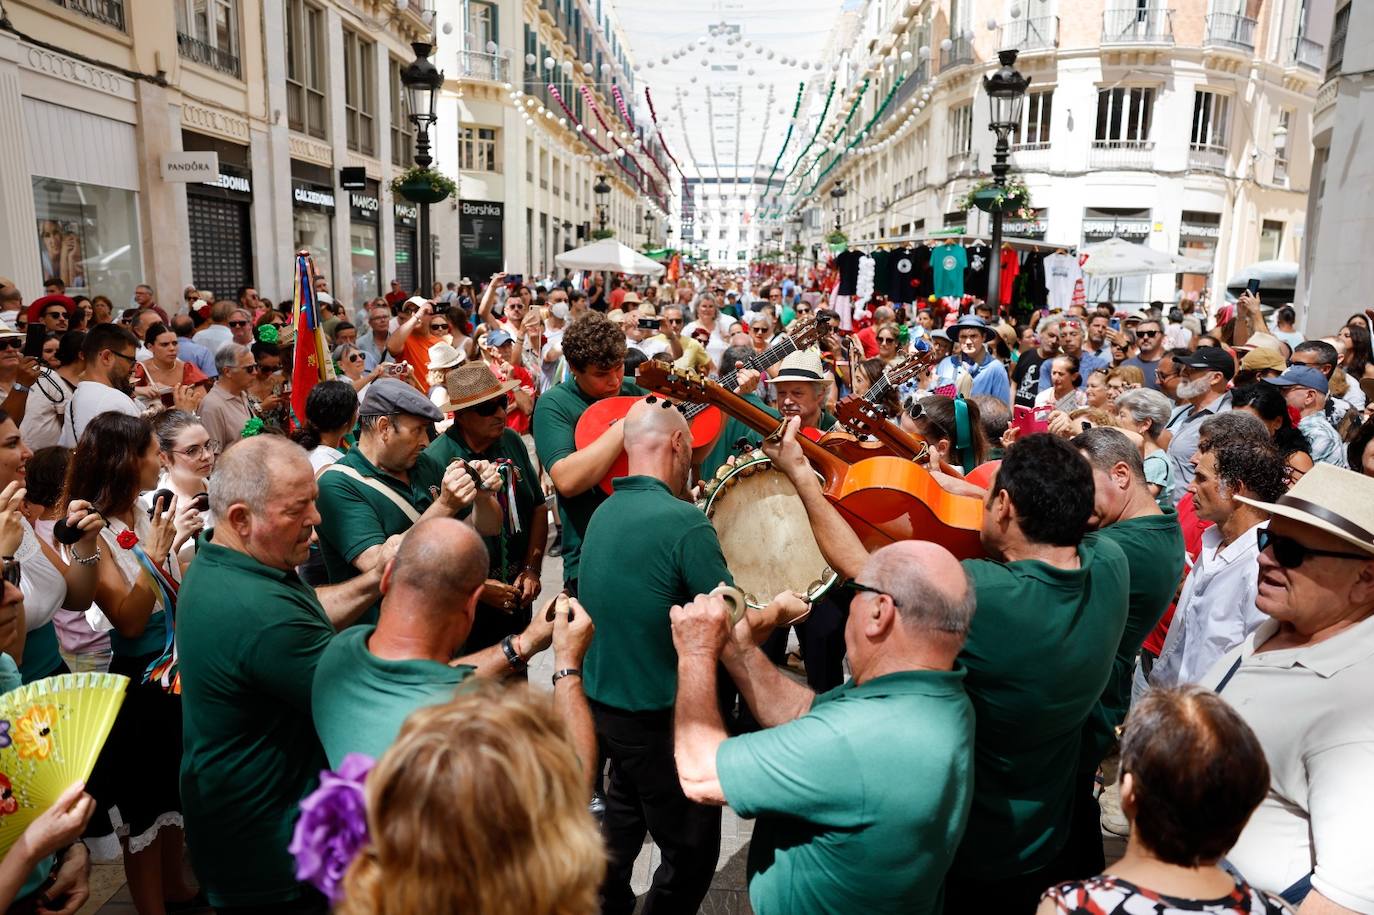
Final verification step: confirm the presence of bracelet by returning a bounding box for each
[69,543,101,566]
[551,668,581,685]
[500,635,527,672]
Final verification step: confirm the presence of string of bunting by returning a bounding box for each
[644,86,686,179]
[780,78,836,185]
[758,81,806,197]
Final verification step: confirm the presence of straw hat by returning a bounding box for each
[427,341,465,373]
[1237,463,1374,557]
[438,362,518,413]
[769,349,830,385]
[0,322,20,341]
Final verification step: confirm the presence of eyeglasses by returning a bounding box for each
[431,322,450,331]
[796,307,813,314]
[1,558,19,588]
[1257,528,1372,568]
[665,318,683,326]
[834,578,892,610]
[43,311,67,320]
[249,364,278,375]
[171,442,219,459]
[1137,330,1160,338]
[877,336,897,344]
[0,340,21,352]
[229,320,249,328]
[751,326,769,333]
[107,349,136,363]
[470,397,508,417]
[347,354,364,363]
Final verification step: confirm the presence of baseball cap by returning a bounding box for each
[358,378,444,421]
[1264,364,1329,395]
[1176,345,1235,380]
[487,329,514,347]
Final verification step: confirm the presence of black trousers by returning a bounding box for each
[761,593,848,693]
[1061,768,1108,880]
[591,701,721,915]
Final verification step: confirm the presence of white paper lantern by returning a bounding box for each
[525,53,537,67]
[918,45,931,59]
[939,38,952,51]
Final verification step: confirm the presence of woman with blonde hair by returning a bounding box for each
[338,685,605,915]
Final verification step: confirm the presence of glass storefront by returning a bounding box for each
[350,181,380,306]
[394,202,417,292]
[291,161,337,284]
[293,206,334,280]
[31,176,142,306]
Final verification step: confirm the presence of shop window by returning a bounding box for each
[285,0,327,138]
[31,176,142,307]
[344,30,376,156]
[176,0,240,77]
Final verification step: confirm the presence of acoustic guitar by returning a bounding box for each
[819,343,939,463]
[576,314,832,494]
[637,363,986,558]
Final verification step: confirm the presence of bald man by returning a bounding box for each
[579,398,788,915]
[312,518,568,767]
[671,541,976,914]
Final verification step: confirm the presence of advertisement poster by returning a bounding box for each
[36,216,88,290]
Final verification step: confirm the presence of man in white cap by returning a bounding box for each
[1204,464,1374,912]
[932,314,1010,401]
[387,295,442,379]
[315,378,503,626]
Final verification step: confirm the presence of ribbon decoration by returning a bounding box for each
[644,87,686,179]
[133,542,182,694]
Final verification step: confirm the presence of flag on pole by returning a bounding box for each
[290,250,335,429]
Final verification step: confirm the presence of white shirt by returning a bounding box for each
[19,369,75,450]
[1151,520,1268,688]
[1205,613,1374,910]
[1043,253,1082,311]
[16,519,64,634]
[193,324,233,355]
[59,381,141,448]
[684,316,738,366]
[308,445,344,474]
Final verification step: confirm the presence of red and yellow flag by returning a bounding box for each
[290,251,336,428]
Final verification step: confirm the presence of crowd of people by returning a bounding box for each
[0,259,1369,915]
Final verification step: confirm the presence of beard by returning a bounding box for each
[110,367,135,396]
[1176,376,1212,400]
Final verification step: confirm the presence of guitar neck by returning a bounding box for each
[691,378,850,477]
[682,335,800,420]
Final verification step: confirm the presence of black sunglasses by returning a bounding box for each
[471,397,508,417]
[2,558,19,588]
[43,310,67,320]
[0,339,21,351]
[834,578,888,609]
[431,322,449,331]
[229,320,249,328]
[1257,529,1371,568]
[1137,330,1160,338]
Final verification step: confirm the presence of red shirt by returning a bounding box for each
[608,288,628,311]
[1141,493,1212,656]
[505,364,535,435]
[854,326,879,358]
[384,290,408,309]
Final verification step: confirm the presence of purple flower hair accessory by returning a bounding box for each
[288,752,376,904]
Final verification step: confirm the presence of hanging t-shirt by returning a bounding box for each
[1011,350,1047,408]
[888,247,918,304]
[933,244,967,299]
[1020,251,1047,311]
[870,250,892,296]
[999,247,1021,308]
[835,250,864,296]
[964,243,992,301]
[1044,252,1082,311]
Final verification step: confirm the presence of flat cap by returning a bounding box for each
[358,377,443,421]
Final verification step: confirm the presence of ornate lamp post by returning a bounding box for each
[399,41,445,296]
[981,49,1029,314]
[829,182,848,233]
[593,174,611,234]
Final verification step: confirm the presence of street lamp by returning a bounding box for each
[593,174,611,233]
[400,41,445,296]
[829,182,848,232]
[982,49,1030,314]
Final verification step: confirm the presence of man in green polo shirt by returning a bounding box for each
[315,378,502,624]
[312,517,587,768]
[178,436,394,913]
[758,424,1129,913]
[425,362,547,651]
[671,540,976,914]
[1066,426,1185,874]
[532,312,643,594]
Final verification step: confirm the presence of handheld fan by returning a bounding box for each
[0,672,128,857]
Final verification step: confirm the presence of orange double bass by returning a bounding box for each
[637,363,986,558]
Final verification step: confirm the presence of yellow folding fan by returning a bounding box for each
[0,672,128,856]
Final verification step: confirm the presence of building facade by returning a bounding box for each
[1299,0,1367,335]
[782,0,1328,309]
[436,0,672,283]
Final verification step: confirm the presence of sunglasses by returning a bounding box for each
[877,336,897,344]
[834,578,891,610]
[0,340,21,351]
[1137,329,1160,338]
[431,322,449,331]
[471,397,508,417]
[1,558,18,588]
[1258,529,1371,568]
[347,354,363,363]
[229,320,249,328]
[43,311,67,320]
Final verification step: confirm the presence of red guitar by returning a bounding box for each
[637,362,985,558]
[575,314,832,494]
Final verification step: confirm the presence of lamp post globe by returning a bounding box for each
[981,48,1029,316]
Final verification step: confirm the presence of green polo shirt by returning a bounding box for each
[312,625,475,768]
[531,377,643,583]
[177,536,336,908]
[424,426,542,584]
[1082,509,1185,767]
[700,399,836,481]
[314,446,447,624]
[718,669,974,914]
[579,475,732,711]
[951,532,1129,881]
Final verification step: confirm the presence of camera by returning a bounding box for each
[637,317,660,331]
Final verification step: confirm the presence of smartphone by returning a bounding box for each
[506,274,524,287]
[1246,277,1262,297]
[1108,318,1120,332]
[637,317,660,330]
[159,390,176,408]
[22,324,46,359]
[1011,406,1051,437]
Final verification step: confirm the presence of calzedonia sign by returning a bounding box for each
[292,184,335,209]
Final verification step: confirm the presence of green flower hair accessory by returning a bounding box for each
[256,324,281,344]
[241,417,266,439]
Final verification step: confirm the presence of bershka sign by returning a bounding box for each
[461,201,502,218]
[293,186,335,208]
[161,151,219,183]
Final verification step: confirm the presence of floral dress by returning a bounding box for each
[1042,874,1295,915]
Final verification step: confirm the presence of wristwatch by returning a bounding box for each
[551,668,581,686]
[500,635,527,672]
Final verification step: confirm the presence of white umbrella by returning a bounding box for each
[554,238,666,276]
[1080,237,1210,277]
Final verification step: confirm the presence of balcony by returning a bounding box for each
[176,33,241,78]
[947,150,979,178]
[892,62,929,108]
[50,0,124,30]
[1187,143,1227,173]
[1011,141,1052,171]
[939,35,974,73]
[998,17,1059,53]
[1101,7,1173,46]
[458,49,509,83]
[1089,139,1155,170]
[1287,36,1324,74]
[1204,12,1256,52]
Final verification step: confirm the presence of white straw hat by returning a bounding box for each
[1236,463,1374,556]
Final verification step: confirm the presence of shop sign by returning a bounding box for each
[1083,218,1151,237]
[350,192,380,222]
[293,186,336,208]
[162,151,219,183]
[202,171,251,194]
[1180,223,1221,239]
[394,202,417,226]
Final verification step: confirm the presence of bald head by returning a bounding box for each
[864,541,974,637]
[387,518,489,611]
[623,397,689,455]
[210,435,311,518]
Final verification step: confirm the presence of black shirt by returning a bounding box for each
[835,250,863,296]
[965,243,992,301]
[1012,351,1047,408]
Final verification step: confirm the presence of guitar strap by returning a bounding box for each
[320,463,421,522]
